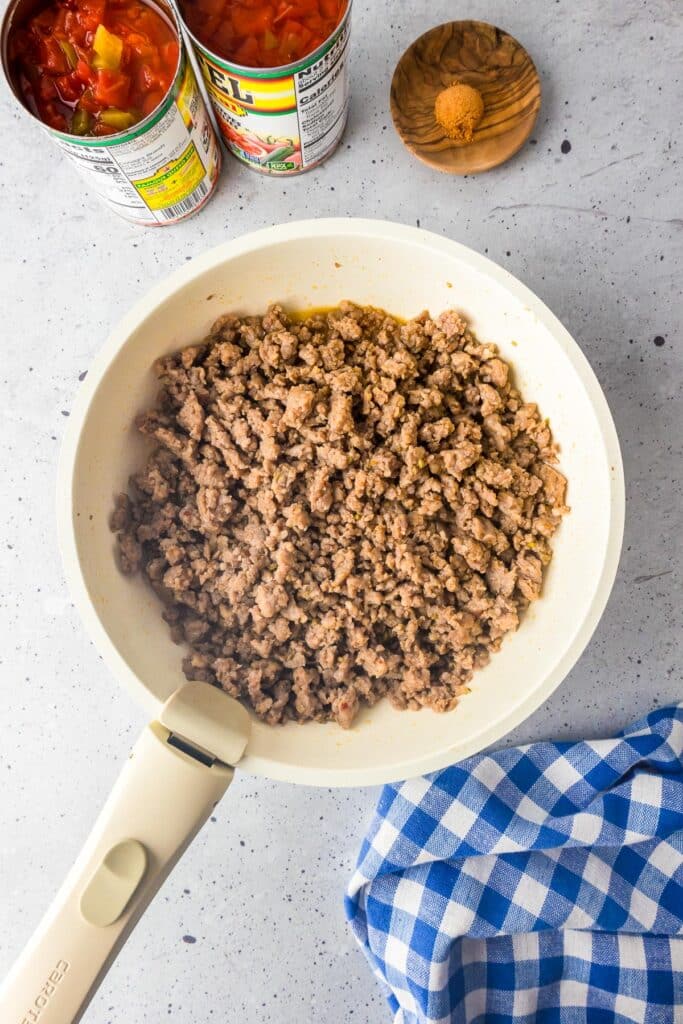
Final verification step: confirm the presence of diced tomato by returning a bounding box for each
[44,105,68,129]
[91,119,116,135]
[32,9,56,32]
[272,3,294,26]
[134,61,157,92]
[124,31,152,57]
[196,0,224,15]
[141,88,163,114]
[55,72,82,101]
[212,20,236,54]
[280,18,303,38]
[297,24,313,48]
[41,36,69,73]
[181,0,346,68]
[74,57,94,83]
[53,8,68,33]
[11,0,179,135]
[160,40,179,67]
[233,35,260,65]
[290,0,318,16]
[37,75,58,100]
[93,67,130,106]
[231,5,272,35]
[135,9,164,39]
[63,11,80,39]
[78,0,106,31]
[200,12,222,37]
[302,12,323,33]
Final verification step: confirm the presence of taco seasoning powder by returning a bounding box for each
[178,0,351,176]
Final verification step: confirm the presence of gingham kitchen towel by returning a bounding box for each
[346,705,683,1024]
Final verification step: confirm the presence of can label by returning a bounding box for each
[190,4,350,175]
[50,56,220,224]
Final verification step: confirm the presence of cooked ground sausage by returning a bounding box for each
[112,303,568,728]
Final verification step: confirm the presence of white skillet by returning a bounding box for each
[1,219,624,1023]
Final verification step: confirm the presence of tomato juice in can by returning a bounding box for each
[2,0,221,224]
[178,0,351,176]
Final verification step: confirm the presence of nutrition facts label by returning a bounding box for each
[295,19,350,166]
[52,58,219,224]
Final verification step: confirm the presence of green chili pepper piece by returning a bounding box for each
[58,39,78,69]
[99,108,135,130]
[70,108,91,135]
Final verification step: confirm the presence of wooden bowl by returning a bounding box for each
[390,20,541,174]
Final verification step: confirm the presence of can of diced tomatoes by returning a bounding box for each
[178,0,351,175]
[2,0,221,225]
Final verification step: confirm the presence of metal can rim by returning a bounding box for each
[178,0,351,78]
[1,0,185,143]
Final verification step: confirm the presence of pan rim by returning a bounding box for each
[56,218,625,786]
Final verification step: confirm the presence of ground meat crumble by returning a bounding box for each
[112,303,568,728]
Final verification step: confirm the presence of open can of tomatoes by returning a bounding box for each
[2,0,221,224]
[177,0,351,175]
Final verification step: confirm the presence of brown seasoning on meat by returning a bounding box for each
[113,304,568,728]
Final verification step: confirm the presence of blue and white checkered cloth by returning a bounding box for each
[346,705,683,1024]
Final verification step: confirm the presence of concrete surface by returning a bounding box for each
[0,0,681,1020]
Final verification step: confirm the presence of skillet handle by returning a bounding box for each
[0,718,238,1024]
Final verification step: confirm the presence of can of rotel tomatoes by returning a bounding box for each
[2,0,221,225]
[178,0,351,176]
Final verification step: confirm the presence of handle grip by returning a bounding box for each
[1,719,235,1024]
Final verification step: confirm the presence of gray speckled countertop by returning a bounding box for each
[1,0,681,1021]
